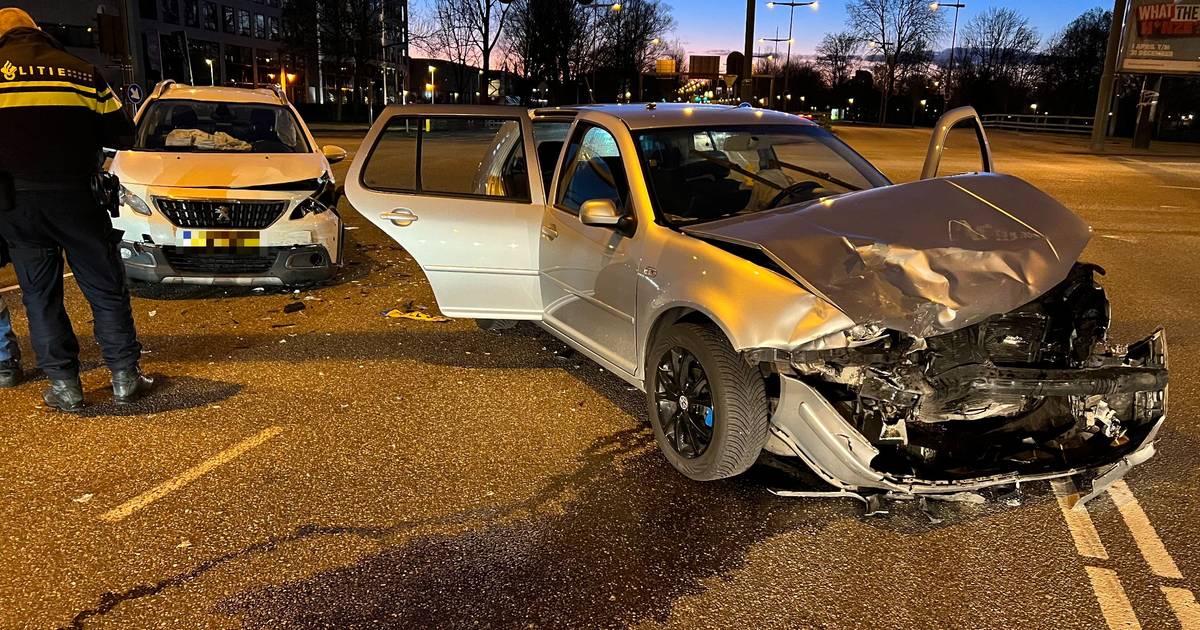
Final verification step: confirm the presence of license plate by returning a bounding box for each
[178,230,262,247]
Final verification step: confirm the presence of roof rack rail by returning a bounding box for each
[269,84,287,104]
[150,79,176,99]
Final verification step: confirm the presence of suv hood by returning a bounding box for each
[111,151,326,188]
[683,173,1091,338]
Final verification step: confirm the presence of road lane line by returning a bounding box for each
[100,426,283,523]
[1162,587,1200,629]
[1159,185,1200,191]
[0,272,74,294]
[1086,566,1143,630]
[1107,480,1183,579]
[1052,478,1109,560]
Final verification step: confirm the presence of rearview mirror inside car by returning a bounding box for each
[323,145,348,164]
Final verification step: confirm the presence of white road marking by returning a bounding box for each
[100,426,283,523]
[1162,587,1200,629]
[1107,480,1183,579]
[1086,566,1143,630]
[1052,478,1109,559]
[1159,185,1200,191]
[0,272,75,295]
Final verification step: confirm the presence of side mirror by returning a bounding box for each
[579,198,622,227]
[322,145,348,164]
[921,106,993,180]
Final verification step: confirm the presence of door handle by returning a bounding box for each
[381,208,418,227]
[541,224,558,241]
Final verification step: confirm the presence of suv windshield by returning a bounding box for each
[134,99,309,153]
[635,125,889,227]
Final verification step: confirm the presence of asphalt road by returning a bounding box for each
[1,127,1198,629]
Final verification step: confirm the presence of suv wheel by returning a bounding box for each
[645,322,770,481]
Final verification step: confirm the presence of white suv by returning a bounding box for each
[110,82,345,286]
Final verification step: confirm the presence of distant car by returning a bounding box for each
[110,82,346,286]
[347,103,1167,505]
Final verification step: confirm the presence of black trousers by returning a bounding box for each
[0,186,141,380]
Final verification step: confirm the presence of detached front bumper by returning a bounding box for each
[761,329,1168,504]
[121,241,336,286]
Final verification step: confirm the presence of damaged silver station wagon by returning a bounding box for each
[346,103,1168,507]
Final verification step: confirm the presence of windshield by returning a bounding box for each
[635,125,889,227]
[133,100,309,153]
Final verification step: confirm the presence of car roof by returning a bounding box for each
[555,103,818,130]
[155,85,286,106]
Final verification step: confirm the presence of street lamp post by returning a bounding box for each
[579,1,623,104]
[930,2,965,106]
[204,58,214,85]
[428,65,436,104]
[765,1,817,112]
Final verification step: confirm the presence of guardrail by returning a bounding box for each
[980,113,1095,135]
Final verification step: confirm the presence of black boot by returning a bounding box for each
[0,359,20,388]
[112,367,154,405]
[44,377,85,412]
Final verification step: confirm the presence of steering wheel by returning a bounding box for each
[766,181,824,209]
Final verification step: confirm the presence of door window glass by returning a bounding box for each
[421,117,529,201]
[557,126,628,215]
[362,117,418,191]
[361,116,529,201]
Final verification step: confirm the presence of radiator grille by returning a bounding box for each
[155,199,287,229]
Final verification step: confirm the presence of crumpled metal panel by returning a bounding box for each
[684,173,1092,338]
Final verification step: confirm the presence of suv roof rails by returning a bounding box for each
[150,79,177,99]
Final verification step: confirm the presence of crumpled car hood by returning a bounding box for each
[111,151,326,188]
[683,173,1092,338]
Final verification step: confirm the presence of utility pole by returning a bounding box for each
[1090,0,1129,153]
[742,0,756,102]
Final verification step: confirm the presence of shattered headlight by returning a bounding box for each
[119,185,152,216]
[290,173,338,220]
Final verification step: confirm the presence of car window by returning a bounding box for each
[556,125,629,215]
[361,115,530,202]
[133,99,309,153]
[634,125,889,226]
[362,116,418,192]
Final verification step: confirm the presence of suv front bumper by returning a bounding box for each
[120,241,336,286]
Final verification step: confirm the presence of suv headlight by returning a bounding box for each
[290,173,339,220]
[119,185,152,216]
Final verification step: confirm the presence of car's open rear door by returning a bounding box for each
[346,105,545,320]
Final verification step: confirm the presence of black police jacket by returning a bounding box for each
[0,28,135,183]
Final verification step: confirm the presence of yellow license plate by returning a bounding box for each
[178,230,262,247]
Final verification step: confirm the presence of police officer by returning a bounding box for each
[0,237,20,387]
[0,8,152,411]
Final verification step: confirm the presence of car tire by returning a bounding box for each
[476,319,518,331]
[645,322,769,481]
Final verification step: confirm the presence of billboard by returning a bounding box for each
[689,55,721,76]
[1120,0,1200,74]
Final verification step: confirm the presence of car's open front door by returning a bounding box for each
[346,105,545,320]
[921,106,995,179]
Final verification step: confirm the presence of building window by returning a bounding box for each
[222,6,235,33]
[160,0,180,24]
[42,23,97,48]
[253,13,266,40]
[189,39,220,85]
[237,9,251,36]
[268,16,280,41]
[184,0,199,27]
[224,43,253,85]
[202,2,218,30]
[266,0,280,7]
[139,0,157,20]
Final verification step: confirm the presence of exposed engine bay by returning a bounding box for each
[751,263,1169,483]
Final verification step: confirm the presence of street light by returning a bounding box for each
[761,1,817,112]
[930,2,965,105]
[204,58,214,85]
[428,65,436,104]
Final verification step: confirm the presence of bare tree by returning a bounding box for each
[845,0,945,123]
[962,7,1039,83]
[816,31,863,89]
